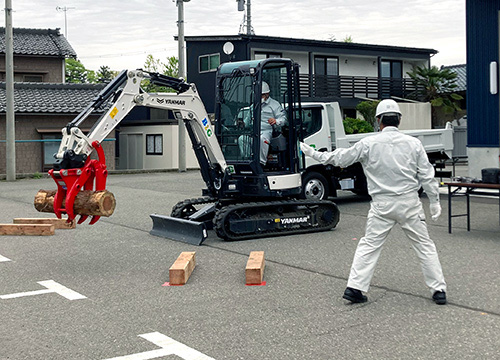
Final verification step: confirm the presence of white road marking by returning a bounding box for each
[0,254,11,262]
[103,331,215,360]
[0,280,87,300]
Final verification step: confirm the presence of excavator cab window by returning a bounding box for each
[216,59,301,175]
[217,71,255,162]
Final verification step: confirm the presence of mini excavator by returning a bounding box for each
[48,58,339,244]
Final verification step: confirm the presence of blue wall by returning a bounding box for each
[466,0,500,147]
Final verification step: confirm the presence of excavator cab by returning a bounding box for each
[215,58,304,198]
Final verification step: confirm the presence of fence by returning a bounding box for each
[299,74,420,100]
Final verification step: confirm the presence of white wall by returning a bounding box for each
[403,60,427,77]
[118,124,199,170]
[398,102,432,130]
[468,148,500,178]
[339,56,378,77]
[281,51,310,73]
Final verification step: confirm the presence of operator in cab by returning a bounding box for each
[238,81,287,165]
[300,99,447,306]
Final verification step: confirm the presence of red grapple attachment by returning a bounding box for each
[48,141,108,225]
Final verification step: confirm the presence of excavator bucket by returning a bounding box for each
[149,214,208,246]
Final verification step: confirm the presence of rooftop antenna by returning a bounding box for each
[236,0,254,35]
[56,6,75,39]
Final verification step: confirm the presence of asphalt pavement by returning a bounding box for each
[0,170,499,359]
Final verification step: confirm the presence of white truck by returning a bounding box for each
[300,102,454,200]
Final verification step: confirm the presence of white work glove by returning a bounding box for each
[430,202,442,221]
[300,142,316,158]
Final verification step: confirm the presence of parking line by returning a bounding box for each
[0,280,87,300]
[103,331,215,360]
[0,254,11,262]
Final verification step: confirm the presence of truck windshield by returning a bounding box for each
[218,73,254,161]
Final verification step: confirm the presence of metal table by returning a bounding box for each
[444,182,500,233]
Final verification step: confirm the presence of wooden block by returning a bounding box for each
[169,252,196,285]
[0,224,55,236]
[246,251,265,285]
[13,218,76,229]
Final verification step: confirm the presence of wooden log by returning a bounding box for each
[34,189,116,217]
[0,224,55,236]
[245,251,265,285]
[13,218,76,229]
[169,252,196,285]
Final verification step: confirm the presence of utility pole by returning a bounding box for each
[246,0,252,35]
[5,0,15,181]
[176,0,189,172]
[56,6,75,39]
[237,0,254,35]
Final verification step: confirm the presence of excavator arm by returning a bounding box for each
[49,70,227,224]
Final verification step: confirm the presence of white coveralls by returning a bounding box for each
[238,97,287,164]
[310,126,446,294]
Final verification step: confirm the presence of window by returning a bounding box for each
[301,107,323,138]
[314,56,338,76]
[254,52,282,60]
[199,53,220,73]
[23,74,43,82]
[380,60,402,78]
[380,60,403,98]
[42,133,62,171]
[146,134,163,155]
[313,56,339,97]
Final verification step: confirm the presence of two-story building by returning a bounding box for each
[184,34,437,116]
[0,28,114,176]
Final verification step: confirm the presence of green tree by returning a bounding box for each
[65,58,88,83]
[142,54,179,92]
[65,59,119,84]
[356,100,379,129]
[96,65,117,82]
[86,69,98,83]
[343,117,374,134]
[343,35,354,43]
[407,65,463,125]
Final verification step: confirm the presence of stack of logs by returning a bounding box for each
[0,189,116,236]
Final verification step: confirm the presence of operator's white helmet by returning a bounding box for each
[376,99,402,118]
[262,81,270,94]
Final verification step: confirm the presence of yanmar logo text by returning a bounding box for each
[156,98,186,106]
[279,216,310,225]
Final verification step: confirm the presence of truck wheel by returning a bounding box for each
[301,172,329,200]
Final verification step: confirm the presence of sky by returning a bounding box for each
[6,0,466,71]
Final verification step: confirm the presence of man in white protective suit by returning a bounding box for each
[300,99,447,305]
[238,81,287,165]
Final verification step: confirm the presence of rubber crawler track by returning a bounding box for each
[213,199,340,241]
[170,196,217,218]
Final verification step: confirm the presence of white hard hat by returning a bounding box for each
[376,99,402,117]
[262,81,270,94]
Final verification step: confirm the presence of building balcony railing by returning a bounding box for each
[298,74,420,100]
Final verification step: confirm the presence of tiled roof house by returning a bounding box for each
[441,64,467,93]
[0,28,113,176]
